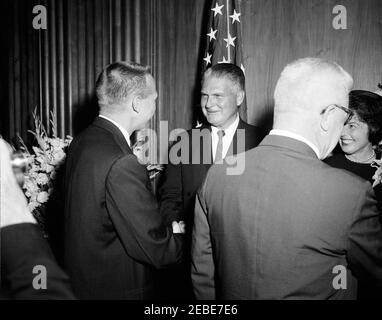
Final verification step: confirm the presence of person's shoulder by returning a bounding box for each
[321,153,365,185]
[78,122,125,147]
[238,119,266,147]
[320,159,370,192]
[239,119,265,137]
[239,119,262,131]
[324,152,346,167]
[69,124,129,166]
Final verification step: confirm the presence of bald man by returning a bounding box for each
[191,57,382,299]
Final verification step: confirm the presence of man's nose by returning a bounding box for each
[205,96,215,108]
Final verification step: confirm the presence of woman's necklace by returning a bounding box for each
[345,150,376,164]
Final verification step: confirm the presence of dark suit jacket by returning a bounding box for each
[1,223,75,299]
[158,118,264,226]
[192,135,382,300]
[64,117,183,299]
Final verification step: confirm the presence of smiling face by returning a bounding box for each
[200,75,244,129]
[340,114,372,156]
[318,80,351,159]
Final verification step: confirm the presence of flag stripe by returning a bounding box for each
[202,0,247,121]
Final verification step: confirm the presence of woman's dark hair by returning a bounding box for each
[348,90,382,146]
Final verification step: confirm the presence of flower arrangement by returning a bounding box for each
[18,110,72,228]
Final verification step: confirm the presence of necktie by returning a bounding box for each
[214,130,225,163]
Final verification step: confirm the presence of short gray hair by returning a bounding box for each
[203,63,245,92]
[96,61,152,108]
[274,57,353,111]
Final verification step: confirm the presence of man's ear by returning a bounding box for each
[132,96,140,114]
[320,105,335,132]
[236,90,245,106]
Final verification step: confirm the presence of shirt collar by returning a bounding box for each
[99,115,131,147]
[211,113,240,136]
[269,129,320,159]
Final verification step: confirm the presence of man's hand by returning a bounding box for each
[172,220,186,234]
[0,139,36,228]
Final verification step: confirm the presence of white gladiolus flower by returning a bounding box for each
[28,201,40,212]
[37,191,49,204]
[50,138,66,149]
[16,112,73,217]
[36,173,49,185]
[51,150,66,165]
[50,171,57,180]
[35,155,46,165]
[24,178,39,194]
[30,192,38,202]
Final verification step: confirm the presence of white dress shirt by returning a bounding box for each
[211,114,240,161]
[99,115,131,147]
[269,129,320,158]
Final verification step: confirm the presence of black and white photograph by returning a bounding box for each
[0,0,382,307]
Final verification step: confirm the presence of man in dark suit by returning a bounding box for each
[157,63,263,298]
[192,57,382,299]
[63,62,184,299]
[0,139,75,299]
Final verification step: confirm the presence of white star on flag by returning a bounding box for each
[211,2,224,16]
[203,52,212,65]
[207,28,217,41]
[201,0,248,121]
[218,56,230,64]
[230,9,241,23]
[224,33,236,47]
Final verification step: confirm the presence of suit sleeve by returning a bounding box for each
[1,223,75,299]
[191,178,216,299]
[157,140,184,226]
[105,153,183,269]
[347,182,382,282]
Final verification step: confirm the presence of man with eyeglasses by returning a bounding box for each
[322,104,353,122]
[191,57,382,299]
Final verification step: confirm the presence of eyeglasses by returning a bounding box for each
[321,104,353,123]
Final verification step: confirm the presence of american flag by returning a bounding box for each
[202,0,247,120]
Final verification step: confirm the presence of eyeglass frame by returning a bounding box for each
[320,104,353,123]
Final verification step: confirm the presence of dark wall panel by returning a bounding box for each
[242,0,382,129]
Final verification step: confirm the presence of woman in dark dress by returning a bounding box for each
[325,89,382,300]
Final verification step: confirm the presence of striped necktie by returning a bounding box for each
[214,129,225,163]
